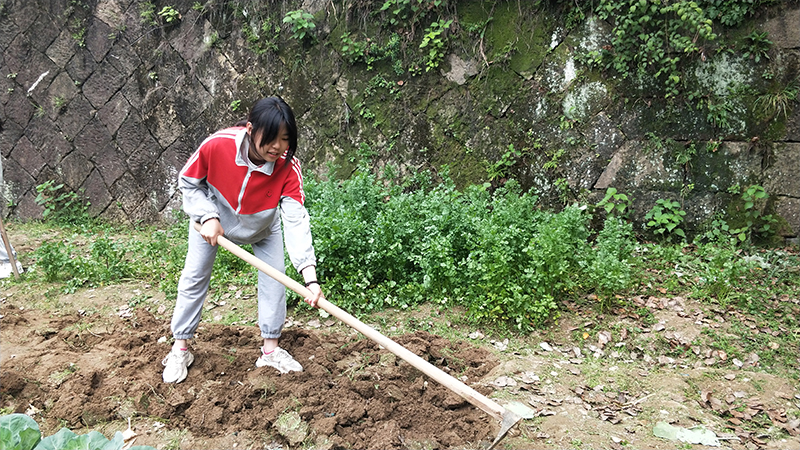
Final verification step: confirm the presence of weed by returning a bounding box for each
[140,1,157,26]
[754,77,798,121]
[283,9,316,42]
[595,187,631,218]
[158,5,180,24]
[742,30,771,63]
[52,96,67,112]
[645,199,687,242]
[487,143,529,181]
[419,19,453,72]
[34,181,91,226]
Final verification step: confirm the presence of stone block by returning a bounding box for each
[10,190,43,220]
[762,5,800,50]
[0,12,21,49]
[0,118,25,158]
[45,71,80,121]
[82,59,125,108]
[93,145,128,186]
[95,0,127,29]
[116,112,155,156]
[109,171,145,215]
[1,158,36,208]
[11,2,39,33]
[193,51,239,98]
[129,197,159,224]
[28,14,60,52]
[144,99,184,148]
[170,11,210,64]
[569,113,624,191]
[127,140,163,182]
[81,168,113,215]
[46,30,78,68]
[787,99,800,142]
[773,196,800,237]
[98,91,132,136]
[171,74,213,127]
[98,200,129,223]
[59,150,93,190]
[65,48,98,85]
[106,39,142,78]
[56,93,94,141]
[763,143,800,198]
[10,136,47,179]
[24,114,59,150]
[11,48,59,108]
[49,133,73,161]
[3,91,35,129]
[85,17,113,63]
[692,142,763,192]
[73,117,113,160]
[594,141,683,192]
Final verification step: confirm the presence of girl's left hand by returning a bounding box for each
[304,283,324,308]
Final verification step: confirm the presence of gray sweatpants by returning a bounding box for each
[171,220,287,340]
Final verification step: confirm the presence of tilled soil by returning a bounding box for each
[0,301,499,449]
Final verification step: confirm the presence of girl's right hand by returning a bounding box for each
[200,218,224,246]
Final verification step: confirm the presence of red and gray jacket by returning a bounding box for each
[178,127,316,273]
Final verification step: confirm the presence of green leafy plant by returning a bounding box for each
[0,413,156,450]
[419,19,453,72]
[68,17,86,47]
[34,181,91,226]
[230,99,242,112]
[140,1,157,25]
[303,164,635,331]
[595,187,631,218]
[283,9,316,42]
[645,198,687,242]
[380,0,445,28]
[742,30,771,63]
[587,0,717,98]
[487,143,528,181]
[735,184,777,244]
[158,5,181,24]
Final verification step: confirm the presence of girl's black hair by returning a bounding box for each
[243,96,298,165]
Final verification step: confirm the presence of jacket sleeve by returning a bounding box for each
[178,144,220,224]
[280,196,317,273]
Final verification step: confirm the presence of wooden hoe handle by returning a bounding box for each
[193,222,509,422]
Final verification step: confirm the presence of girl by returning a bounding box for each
[163,96,324,383]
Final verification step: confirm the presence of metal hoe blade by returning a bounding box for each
[487,410,522,450]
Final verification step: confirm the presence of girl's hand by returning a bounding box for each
[200,218,224,246]
[304,283,324,308]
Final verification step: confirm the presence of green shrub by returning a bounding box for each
[283,9,315,41]
[34,181,91,226]
[304,165,636,331]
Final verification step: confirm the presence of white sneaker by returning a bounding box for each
[0,262,23,279]
[255,347,302,373]
[162,348,194,383]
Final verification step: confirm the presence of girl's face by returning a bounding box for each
[246,122,289,164]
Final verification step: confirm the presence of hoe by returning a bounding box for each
[196,223,522,449]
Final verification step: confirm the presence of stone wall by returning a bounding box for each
[1,0,798,240]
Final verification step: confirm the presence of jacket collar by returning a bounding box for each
[235,128,275,175]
